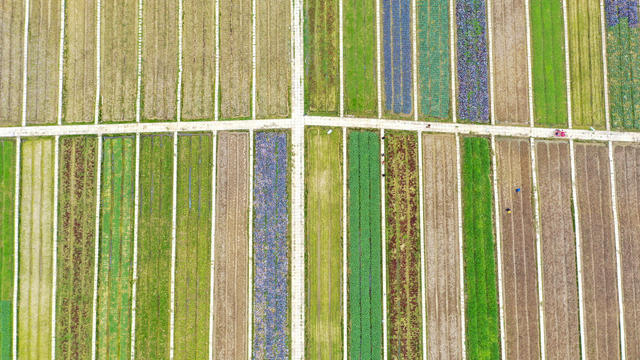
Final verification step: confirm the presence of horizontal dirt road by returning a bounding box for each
[0,0,24,126]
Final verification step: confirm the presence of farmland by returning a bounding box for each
[347,130,382,359]
[421,133,462,357]
[574,142,620,359]
[461,136,500,360]
[495,138,540,359]
[0,0,24,126]
[384,131,421,357]
[343,0,377,116]
[382,0,413,117]
[567,0,606,128]
[529,0,568,127]
[220,0,252,119]
[417,0,450,120]
[135,134,173,358]
[213,131,249,358]
[174,133,212,359]
[96,135,135,359]
[613,143,640,359]
[18,138,54,359]
[304,0,339,115]
[605,2,640,130]
[0,139,15,358]
[535,140,580,359]
[55,136,97,359]
[253,131,290,359]
[305,127,342,358]
[456,0,490,122]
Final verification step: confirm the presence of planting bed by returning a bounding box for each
[213,131,249,359]
[382,0,413,117]
[461,136,500,360]
[385,131,421,357]
[0,139,15,358]
[421,133,462,358]
[253,131,290,359]
[304,0,339,115]
[574,142,620,359]
[495,138,540,359]
[55,136,97,359]
[0,0,24,126]
[18,138,54,359]
[174,133,212,359]
[535,140,580,359]
[347,130,382,359]
[305,127,342,358]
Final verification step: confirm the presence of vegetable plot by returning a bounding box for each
[383,0,413,117]
[0,139,15,358]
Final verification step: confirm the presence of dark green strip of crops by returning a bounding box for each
[0,139,15,360]
[607,20,640,130]
[348,131,382,359]
[462,137,500,360]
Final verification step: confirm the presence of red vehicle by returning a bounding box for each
[554,129,567,137]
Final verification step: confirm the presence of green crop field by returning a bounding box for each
[136,134,173,359]
[305,127,343,358]
[0,139,15,359]
[56,136,97,359]
[97,136,135,359]
[174,133,212,359]
[530,0,568,127]
[347,130,382,359]
[607,19,640,130]
[461,137,500,360]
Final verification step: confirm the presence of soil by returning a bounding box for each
[0,0,24,126]
[213,132,249,358]
[495,138,540,359]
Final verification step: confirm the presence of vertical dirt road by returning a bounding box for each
[220,0,251,119]
[0,0,24,126]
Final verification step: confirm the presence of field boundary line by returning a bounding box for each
[417,132,427,360]
[561,0,572,128]
[130,133,141,360]
[214,0,219,121]
[248,129,254,360]
[291,0,303,117]
[208,130,217,360]
[376,0,382,119]
[599,0,611,130]
[90,135,103,360]
[529,138,546,359]
[450,0,457,124]
[177,0,183,123]
[56,0,66,126]
[95,0,101,125]
[380,129,388,360]
[339,0,344,118]
[490,135,506,359]
[12,137,20,359]
[486,0,496,125]
[455,133,466,359]
[290,124,304,359]
[524,0,534,127]
[135,0,143,123]
[169,132,178,359]
[607,141,627,360]
[342,127,347,360]
[412,0,418,121]
[51,136,60,358]
[251,0,256,121]
[20,0,29,127]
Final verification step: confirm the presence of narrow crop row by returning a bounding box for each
[383,0,413,117]
[0,139,15,358]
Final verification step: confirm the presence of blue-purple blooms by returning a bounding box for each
[252,132,289,360]
[456,0,490,122]
[605,0,638,27]
[383,0,413,115]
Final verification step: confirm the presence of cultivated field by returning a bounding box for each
[220,0,252,119]
[461,136,500,359]
[181,0,215,121]
[343,0,377,116]
[305,127,342,358]
[491,1,529,125]
[213,131,249,359]
[174,133,212,359]
[100,0,138,123]
[495,138,540,359]
[347,130,382,358]
[613,143,640,359]
[97,136,135,359]
[304,0,339,115]
[385,131,421,357]
[421,133,462,358]
[63,0,96,124]
[382,0,413,117]
[0,139,15,358]
[55,136,97,359]
[136,134,173,358]
[574,142,620,359]
[18,138,54,359]
[417,0,450,121]
[535,140,580,359]
[530,0,568,127]
[0,0,24,126]
[256,0,291,118]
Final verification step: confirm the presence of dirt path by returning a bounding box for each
[421,133,462,359]
[220,0,251,119]
[496,138,540,360]
[213,132,249,359]
[0,0,24,126]
[575,142,620,359]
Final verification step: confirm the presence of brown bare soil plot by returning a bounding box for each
[213,132,249,358]
[182,0,215,121]
[256,0,291,118]
[421,133,463,359]
[575,142,621,360]
[613,143,640,359]
[220,0,252,119]
[495,138,540,359]
[63,0,96,123]
[534,140,580,360]
[491,0,530,124]
[100,0,138,122]
[26,0,62,125]
[0,0,24,126]
[142,0,177,121]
